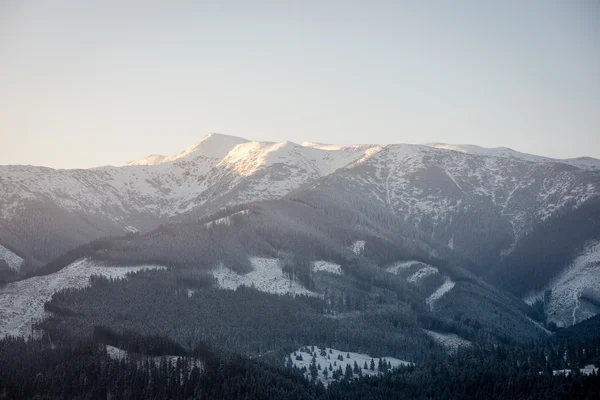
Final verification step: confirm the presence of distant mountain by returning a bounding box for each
[425,142,600,171]
[1,133,599,326]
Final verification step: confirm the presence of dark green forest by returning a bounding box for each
[1,327,600,399]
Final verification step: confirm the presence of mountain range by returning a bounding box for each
[1,132,600,334]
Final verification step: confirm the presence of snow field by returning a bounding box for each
[212,258,318,297]
[385,261,423,274]
[351,240,365,255]
[106,345,203,370]
[311,261,342,275]
[0,259,165,338]
[426,278,455,310]
[524,240,600,327]
[0,245,24,271]
[424,330,471,352]
[287,346,412,386]
[407,266,439,283]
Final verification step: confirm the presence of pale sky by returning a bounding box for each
[1,1,599,168]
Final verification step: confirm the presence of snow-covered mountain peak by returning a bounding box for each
[216,140,375,178]
[167,133,249,163]
[121,133,249,166]
[301,142,375,151]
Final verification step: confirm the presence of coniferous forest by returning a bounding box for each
[1,330,600,399]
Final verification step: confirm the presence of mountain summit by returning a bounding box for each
[121,133,249,166]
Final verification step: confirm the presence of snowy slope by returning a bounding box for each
[122,133,249,166]
[0,245,23,271]
[3,134,598,266]
[212,258,318,297]
[0,259,165,338]
[407,266,439,283]
[297,143,600,262]
[426,278,455,310]
[424,330,471,352]
[311,261,342,275]
[525,240,600,327]
[287,346,412,386]
[177,141,377,217]
[426,143,600,171]
[385,261,431,275]
[106,345,203,370]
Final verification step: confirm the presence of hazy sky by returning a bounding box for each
[1,1,599,168]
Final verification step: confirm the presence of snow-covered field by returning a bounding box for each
[0,259,165,338]
[311,261,342,275]
[212,257,318,297]
[0,245,23,271]
[426,278,455,310]
[525,240,600,327]
[287,346,412,386]
[424,330,471,352]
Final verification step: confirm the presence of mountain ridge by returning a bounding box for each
[1,133,600,327]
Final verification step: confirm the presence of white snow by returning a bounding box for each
[407,266,439,283]
[0,245,24,271]
[553,365,598,376]
[287,346,412,386]
[351,240,365,255]
[525,240,600,327]
[121,154,168,167]
[212,258,318,297]
[204,209,249,228]
[448,236,454,250]
[124,225,139,233]
[311,261,342,275]
[122,133,249,166]
[2,135,597,244]
[385,261,423,274]
[424,330,471,352]
[426,278,455,310]
[0,259,165,338]
[106,345,203,370]
[425,143,600,171]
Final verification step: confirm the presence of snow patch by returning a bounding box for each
[204,209,249,228]
[385,261,423,274]
[407,266,439,283]
[312,261,342,275]
[553,365,598,376]
[424,330,471,352]
[426,278,455,310]
[351,240,365,255]
[212,258,318,297]
[106,345,203,370]
[0,245,24,271]
[0,259,165,338]
[286,346,412,386]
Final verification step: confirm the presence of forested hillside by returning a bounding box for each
[1,325,599,399]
